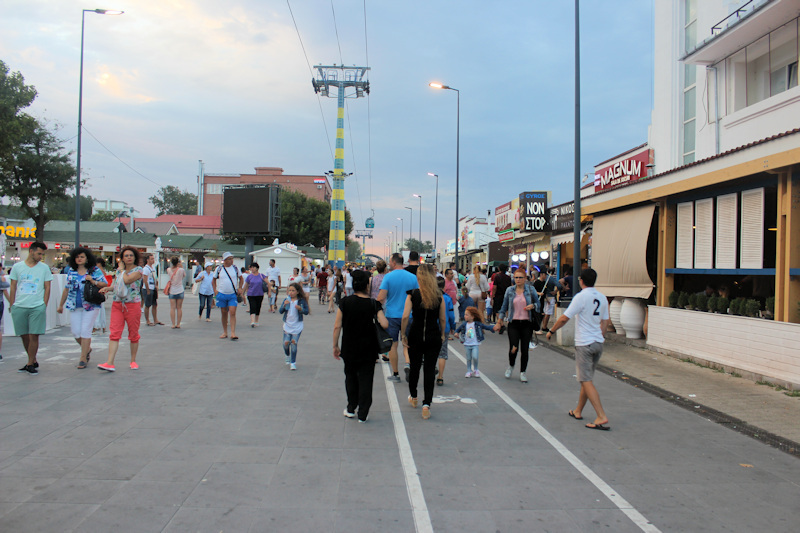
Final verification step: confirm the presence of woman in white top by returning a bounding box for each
[465,265,490,316]
[166,256,187,329]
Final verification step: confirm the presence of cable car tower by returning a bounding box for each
[312,64,370,267]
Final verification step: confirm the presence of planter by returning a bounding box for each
[619,298,646,339]
[609,298,625,336]
[647,306,800,386]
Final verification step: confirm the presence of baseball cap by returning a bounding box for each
[222,252,233,260]
[204,262,213,268]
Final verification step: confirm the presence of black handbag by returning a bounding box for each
[373,301,393,354]
[83,271,106,305]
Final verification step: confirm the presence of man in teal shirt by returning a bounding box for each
[8,242,53,375]
[377,253,418,382]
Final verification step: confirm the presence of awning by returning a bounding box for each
[550,230,584,246]
[592,204,655,299]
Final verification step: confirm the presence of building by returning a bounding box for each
[581,0,800,386]
[199,167,332,217]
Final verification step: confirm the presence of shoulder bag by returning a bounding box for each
[83,267,106,305]
[373,300,393,354]
[164,268,178,296]
[261,274,269,293]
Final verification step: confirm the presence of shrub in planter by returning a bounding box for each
[707,295,719,312]
[745,299,761,318]
[765,296,775,315]
[688,293,698,310]
[677,292,689,309]
[668,291,679,308]
[730,297,744,315]
[716,297,729,314]
[696,293,708,312]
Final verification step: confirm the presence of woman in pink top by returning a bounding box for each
[166,256,187,329]
[493,270,540,383]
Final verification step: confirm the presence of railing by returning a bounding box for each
[711,0,763,35]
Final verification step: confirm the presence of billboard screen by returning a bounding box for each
[222,185,281,235]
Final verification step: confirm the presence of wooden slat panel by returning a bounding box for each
[740,188,764,269]
[715,193,737,268]
[694,198,714,268]
[676,202,694,268]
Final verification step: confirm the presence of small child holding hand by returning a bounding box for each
[455,306,494,378]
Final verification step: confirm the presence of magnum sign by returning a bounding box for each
[519,191,549,232]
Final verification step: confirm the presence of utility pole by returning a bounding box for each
[313,64,370,268]
[354,229,373,264]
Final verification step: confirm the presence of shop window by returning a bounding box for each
[715,193,737,269]
[740,188,764,269]
[694,199,713,269]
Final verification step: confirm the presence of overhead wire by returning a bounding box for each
[286,0,335,160]
[81,126,162,187]
[363,0,373,215]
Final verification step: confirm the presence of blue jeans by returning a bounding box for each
[465,345,479,371]
[283,331,302,363]
[198,294,213,318]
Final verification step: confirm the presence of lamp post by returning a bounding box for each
[428,82,459,270]
[572,0,582,296]
[427,173,439,259]
[412,194,422,248]
[404,207,413,250]
[396,218,404,252]
[75,8,124,248]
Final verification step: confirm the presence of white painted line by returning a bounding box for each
[448,344,661,533]
[381,363,433,533]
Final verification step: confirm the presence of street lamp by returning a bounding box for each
[396,218,404,251]
[404,207,413,250]
[75,8,124,248]
[427,173,439,259]
[429,82,460,270]
[412,194,422,247]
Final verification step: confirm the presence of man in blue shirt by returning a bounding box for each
[377,253,418,382]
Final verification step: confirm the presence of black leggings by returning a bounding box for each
[507,320,533,372]
[248,295,264,316]
[408,342,441,407]
[344,358,376,421]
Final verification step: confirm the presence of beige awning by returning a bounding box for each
[592,204,655,299]
[550,230,584,246]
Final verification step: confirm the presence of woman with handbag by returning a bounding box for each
[56,247,108,369]
[165,256,186,329]
[97,246,143,372]
[333,270,388,422]
[493,269,541,383]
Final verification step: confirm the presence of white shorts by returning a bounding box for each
[71,307,101,339]
[544,297,555,316]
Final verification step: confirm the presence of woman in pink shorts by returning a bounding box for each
[97,246,143,372]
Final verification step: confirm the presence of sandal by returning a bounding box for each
[146,322,155,326]
[219,334,228,339]
[436,378,444,386]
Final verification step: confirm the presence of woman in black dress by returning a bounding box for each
[401,264,446,420]
[333,270,388,422]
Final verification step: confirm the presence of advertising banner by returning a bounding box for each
[518,191,549,232]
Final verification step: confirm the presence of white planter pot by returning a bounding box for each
[619,298,646,339]
[609,298,625,336]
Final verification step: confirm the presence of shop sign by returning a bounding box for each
[313,178,327,184]
[548,202,575,233]
[498,230,515,243]
[594,148,651,192]
[518,191,549,232]
[495,201,513,232]
[0,225,36,238]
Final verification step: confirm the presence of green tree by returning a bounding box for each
[149,185,197,216]
[46,194,93,221]
[89,210,119,221]
[277,189,353,248]
[0,60,38,175]
[404,238,433,253]
[1,122,76,238]
[346,240,362,262]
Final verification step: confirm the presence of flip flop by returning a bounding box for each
[585,423,610,431]
[230,336,239,341]
[568,410,583,420]
[146,322,155,326]
[156,322,165,325]
[219,334,228,339]
[436,378,443,386]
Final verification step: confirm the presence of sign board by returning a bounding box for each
[518,191,549,232]
[548,202,575,233]
[495,201,513,232]
[313,178,327,184]
[498,230,515,243]
[594,147,652,192]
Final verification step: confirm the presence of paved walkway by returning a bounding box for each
[0,295,798,532]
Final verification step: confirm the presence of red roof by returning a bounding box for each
[119,215,221,232]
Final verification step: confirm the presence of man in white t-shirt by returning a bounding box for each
[212,252,243,340]
[141,254,163,326]
[547,268,611,431]
[266,259,281,292]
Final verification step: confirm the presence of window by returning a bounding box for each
[206,183,223,195]
[683,2,698,164]
[770,19,799,97]
[746,36,770,106]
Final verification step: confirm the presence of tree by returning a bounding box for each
[0,122,76,238]
[275,189,353,248]
[404,238,433,253]
[46,194,93,221]
[90,210,119,221]
[0,60,38,174]
[149,185,197,216]
[346,240,362,262]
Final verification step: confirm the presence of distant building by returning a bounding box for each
[199,167,332,217]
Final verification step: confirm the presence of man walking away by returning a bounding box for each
[8,242,52,375]
[547,268,610,430]
[142,254,163,326]
[377,253,418,382]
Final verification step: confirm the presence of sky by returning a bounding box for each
[1,0,655,257]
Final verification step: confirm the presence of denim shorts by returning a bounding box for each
[169,293,185,300]
[385,317,402,342]
[216,292,238,308]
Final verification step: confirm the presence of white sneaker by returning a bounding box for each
[505,367,513,379]
[465,371,472,378]
[520,372,528,382]
[529,341,537,350]
[473,370,481,378]
[290,363,297,371]
[343,408,356,419]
